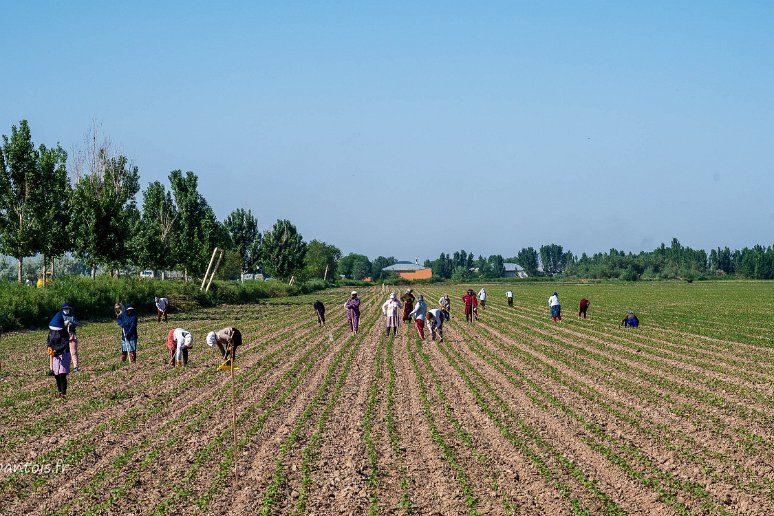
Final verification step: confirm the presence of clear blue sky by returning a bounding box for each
[2,1,773,261]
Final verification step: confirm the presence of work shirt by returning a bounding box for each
[173,328,191,362]
[409,300,428,321]
[548,295,560,307]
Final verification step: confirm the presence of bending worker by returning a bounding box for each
[207,327,243,365]
[166,327,193,367]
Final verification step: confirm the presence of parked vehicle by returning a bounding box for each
[140,270,155,279]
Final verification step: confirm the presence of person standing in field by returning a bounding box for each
[61,303,80,373]
[207,327,243,365]
[578,298,590,319]
[548,292,561,322]
[155,296,169,323]
[47,308,72,398]
[439,294,451,319]
[463,289,478,322]
[400,289,415,324]
[505,290,513,307]
[313,300,326,325]
[166,327,193,367]
[115,303,138,363]
[621,312,639,327]
[478,288,487,309]
[409,294,428,340]
[344,291,361,333]
[382,293,403,336]
[426,308,448,342]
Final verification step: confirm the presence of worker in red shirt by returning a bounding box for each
[578,298,590,319]
[462,289,478,322]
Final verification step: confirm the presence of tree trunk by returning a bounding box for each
[184,269,188,282]
[51,257,55,278]
[161,270,166,280]
[42,254,47,287]
[17,257,23,284]
[91,262,97,279]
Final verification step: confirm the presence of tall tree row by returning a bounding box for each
[0,120,316,283]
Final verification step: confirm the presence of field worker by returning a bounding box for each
[621,312,639,328]
[439,294,451,319]
[478,288,487,309]
[400,289,415,324]
[426,308,448,342]
[382,293,403,336]
[155,296,169,323]
[61,303,80,373]
[462,289,478,322]
[344,291,361,333]
[578,298,590,319]
[115,303,138,363]
[313,300,326,325]
[47,308,72,398]
[505,290,513,307]
[409,295,428,339]
[165,327,193,367]
[207,327,243,365]
[548,292,561,322]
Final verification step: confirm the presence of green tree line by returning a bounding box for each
[0,120,338,284]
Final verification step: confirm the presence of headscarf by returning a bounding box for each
[49,311,65,330]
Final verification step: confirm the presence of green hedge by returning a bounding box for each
[0,277,329,331]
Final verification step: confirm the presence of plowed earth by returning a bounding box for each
[1,282,772,515]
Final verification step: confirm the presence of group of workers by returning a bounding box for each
[46,298,243,399]
[312,287,641,345]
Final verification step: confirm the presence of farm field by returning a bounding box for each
[0,282,772,515]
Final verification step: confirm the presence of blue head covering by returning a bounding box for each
[61,303,72,311]
[49,310,65,329]
[125,304,135,312]
[553,292,558,296]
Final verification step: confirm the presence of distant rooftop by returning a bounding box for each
[382,261,425,272]
[503,262,525,272]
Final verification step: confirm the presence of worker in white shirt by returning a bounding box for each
[506,290,513,307]
[165,327,193,367]
[426,308,448,342]
[548,292,561,322]
[478,288,487,309]
[155,296,169,323]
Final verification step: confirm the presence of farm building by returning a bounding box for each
[503,262,529,278]
[382,261,433,280]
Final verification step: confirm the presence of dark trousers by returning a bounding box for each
[217,342,238,361]
[157,308,167,322]
[316,310,325,325]
[169,348,188,366]
[55,373,68,395]
[507,297,513,306]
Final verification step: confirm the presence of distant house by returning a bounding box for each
[503,263,528,278]
[382,261,432,281]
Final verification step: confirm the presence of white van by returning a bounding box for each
[140,270,155,279]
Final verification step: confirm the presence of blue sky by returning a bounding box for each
[2,1,772,261]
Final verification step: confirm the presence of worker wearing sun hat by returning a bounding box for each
[115,303,139,363]
[47,306,72,397]
[344,291,361,333]
[206,327,243,366]
[165,327,194,367]
[382,292,403,336]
